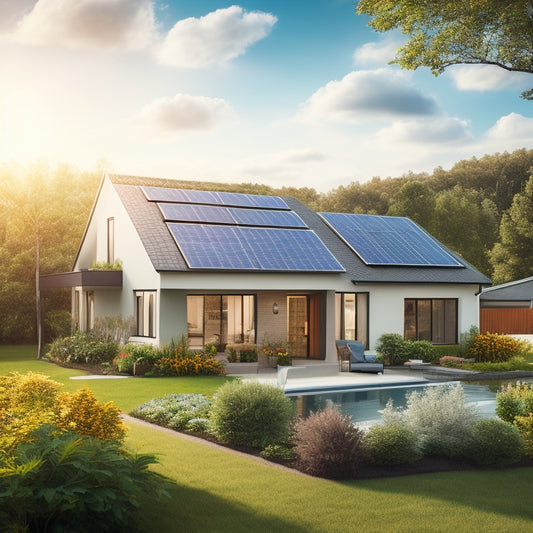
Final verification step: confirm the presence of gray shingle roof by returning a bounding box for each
[109,174,491,284]
[480,277,533,301]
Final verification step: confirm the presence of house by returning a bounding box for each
[42,174,491,363]
[480,277,533,336]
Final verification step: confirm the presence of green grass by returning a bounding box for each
[3,345,533,532]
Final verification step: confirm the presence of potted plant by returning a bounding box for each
[262,339,291,367]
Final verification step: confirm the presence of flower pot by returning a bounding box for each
[268,355,278,368]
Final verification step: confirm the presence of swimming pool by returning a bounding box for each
[287,379,533,427]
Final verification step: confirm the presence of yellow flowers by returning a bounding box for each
[466,333,528,363]
[0,373,126,451]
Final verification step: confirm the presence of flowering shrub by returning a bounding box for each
[155,353,225,376]
[439,356,466,367]
[57,388,126,442]
[497,382,533,423]
[466,333,527,363]
[262,339,291,366]
[131,393,212,431]
[0,373,126,450]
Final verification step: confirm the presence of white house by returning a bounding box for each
[42,174,491,363]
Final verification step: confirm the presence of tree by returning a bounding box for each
[386,180,436,231]
[356,0,533,99]
[490,175,533,283]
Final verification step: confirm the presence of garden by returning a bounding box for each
[1,346,533,532]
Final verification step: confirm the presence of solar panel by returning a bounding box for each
[319,213,463,267]
[157,203,307,228]
[142,186,289,210]
[167,223,344,271]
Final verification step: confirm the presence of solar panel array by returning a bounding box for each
[141,185,345,272]
[157,203,307,228]
[319,212,463,267]
[142,186,289,210]
[167,224,344,271]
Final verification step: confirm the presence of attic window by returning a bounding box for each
[107,217,115,264]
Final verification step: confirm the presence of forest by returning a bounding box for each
[1,148,532,344]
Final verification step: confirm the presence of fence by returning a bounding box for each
[480,308,533,334]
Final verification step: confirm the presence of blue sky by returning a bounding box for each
[1,0,531,191]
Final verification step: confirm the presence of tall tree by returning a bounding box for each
[490,175,533,283]
[386,180,436,231]
[357,0,533,99]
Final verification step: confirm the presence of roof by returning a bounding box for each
[107,174,491,284]
[480,277,533,301]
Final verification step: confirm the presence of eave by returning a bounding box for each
[40,270,123,290]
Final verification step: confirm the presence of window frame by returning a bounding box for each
[107,217,115,265]
[335,292,369,349]
[404,298,458,344]
[135,290,156,338]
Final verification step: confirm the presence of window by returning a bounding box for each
[135,291,156,337]
[86,291,94,331]
[335,293,369,349]
[107,217,115,264]
[186,295,256,349]
[404,299,457,344]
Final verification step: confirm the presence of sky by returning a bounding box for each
[0,0,532,192]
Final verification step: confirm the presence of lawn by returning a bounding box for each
[3,346,533,532]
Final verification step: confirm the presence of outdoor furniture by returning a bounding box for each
[335,340,384,374]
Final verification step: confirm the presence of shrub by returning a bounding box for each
[155,353,225,376]
[0,425,168,533]
[209,382,293,448]
[260,443,296,462]
[47,331,119,365]
[459,324,479,355]
[226,347,237,362]
[376,334,409,365]
[239,349,258,362]
[463,356,533,372]
[432,344,462,360]
[92,315,135,344]
[496,382,533,423]
[293,405,364,479]
[383,385,480,458]
[439,356,466,367]
[363,423,422,465]
[405,340,435,362]
[57,388,126,442]
[131,393,212,431]
[114,343,160,375]
[466,418,524,467]
[466,333,527,363]
[514,414,533,457]
[204,343,218,357]
[0,373,126,450]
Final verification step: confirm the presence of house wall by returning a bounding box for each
[159,289,188,345]
[358,283,480,352]
[75,177,161,342]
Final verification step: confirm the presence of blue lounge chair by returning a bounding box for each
[335,340,384,373]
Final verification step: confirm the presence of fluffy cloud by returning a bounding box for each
[485,113,533,142]
[157,5,277,68]
[135,93,232,133]
[448,64,531,92]
[11,0,156,50]
[300,69,438,122]
[353,38,403,66]
[375,117,472,145]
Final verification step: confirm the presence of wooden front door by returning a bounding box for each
[288,296,308,358]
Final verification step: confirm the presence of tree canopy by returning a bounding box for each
[356,0,533,99]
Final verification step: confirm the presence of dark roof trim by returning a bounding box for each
[352,279,490,286]
[41,270,122,290]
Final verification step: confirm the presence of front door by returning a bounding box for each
[288,296,308,358]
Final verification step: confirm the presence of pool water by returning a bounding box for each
[288,379,533,427]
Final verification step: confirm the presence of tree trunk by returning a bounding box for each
[36,224,42,359]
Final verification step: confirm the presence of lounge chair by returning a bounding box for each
[335,340,384,374]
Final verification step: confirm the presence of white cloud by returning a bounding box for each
[135,93,232,133]
[375,117,472,145]
[11,0,156,50]
[300,69,438,123]
[448,64,532,92]
[353,38,403,66]
[485,113,533,142]
[157,5,277,68]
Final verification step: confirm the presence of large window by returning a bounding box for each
[335,293,369,349]
[107,217,115,264]
[187,295,255,349]
[135,290,156,338]
[404,298,457,344]
[86,291,94,331]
